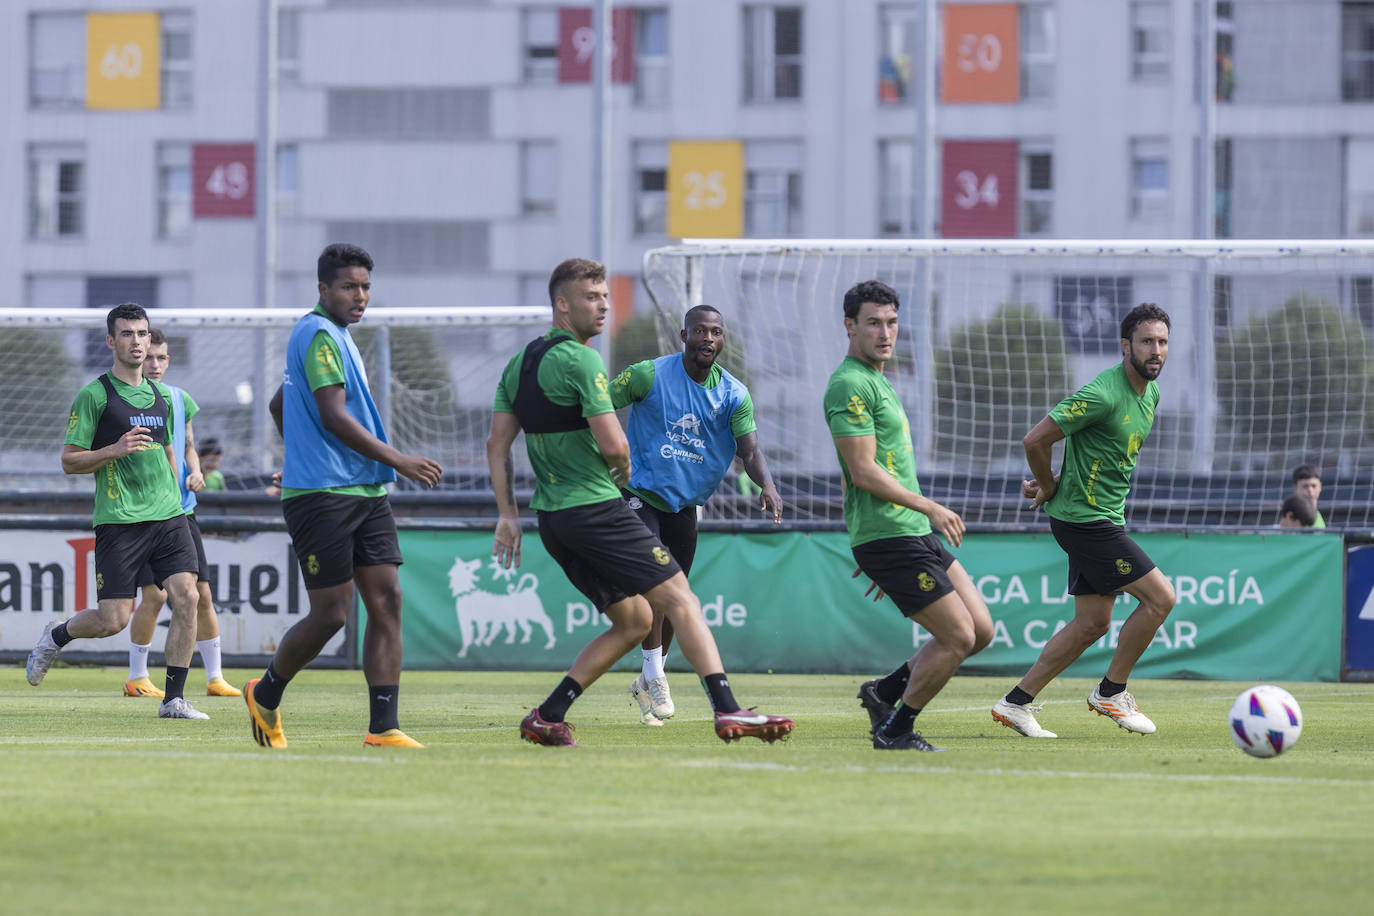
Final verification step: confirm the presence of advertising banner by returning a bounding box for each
[0,529,339,659]
[392,530,1343,681]
[86,12,161,110]
[1344,544,1374,672]
[667,140,744,239]
[941,3,1020,103]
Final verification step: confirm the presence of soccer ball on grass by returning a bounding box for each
[1228,685,1302,758]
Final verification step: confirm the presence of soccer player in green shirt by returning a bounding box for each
[826,280,994,751]
[26,304,209,720]
[991,303,1178,739]
[488,258,793,747]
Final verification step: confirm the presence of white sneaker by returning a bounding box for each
[158,696,210,720]
[1087,687,1156,735]
[629,675,671,725]
[991,697,1058,738]
[645,675,674,719]
[26,623,62,686]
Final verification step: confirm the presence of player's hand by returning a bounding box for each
[493,516,522,569]
[851,566,885,602]
[925,501,966,548]
[1023,476,1057,510]
[112,426,154,457]
[186,472,205,492]
[398,455,443,488]
[270,470,282,487]
[608,457,631,486]
[760,484,784,524]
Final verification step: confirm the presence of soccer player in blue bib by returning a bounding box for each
[244,243,443,749]
[610,305,782,725]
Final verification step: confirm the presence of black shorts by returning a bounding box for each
[137,513,209,587]
[1049,517,1157,596]
[282,492,402,590]
[537,498,682,612]
[95,516,199,601]
[851,533,957,618]
[623,490,699,576]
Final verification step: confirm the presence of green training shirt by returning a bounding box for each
[824,356,931,547]
[494,328,620,512]
[65,374,185,527]
[1045,363,1160,526]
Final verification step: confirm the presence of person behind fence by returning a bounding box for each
[990,302,1177,740]
[488,257,793,747]
[198,437,226,491]
[1277,494,1317,529]
[609,304,783,727]
[1290,464,1325,528]
[244,243,443,750]
[26,303,209,720]
[121,328,241,700]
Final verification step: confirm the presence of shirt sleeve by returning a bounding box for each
[824,376,876,438]
[492,351,519,413]
[181,389,200,422]
[609,360,655,409]
[1049,378,1112,436]
[730,390,757,438]
[566,346,615,418]
[303,330,347,391]
[64,384,104,449]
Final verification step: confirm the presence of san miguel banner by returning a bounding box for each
[392,530,1343,681]
[0,529,340,659]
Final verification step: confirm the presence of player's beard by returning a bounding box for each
[1130,351,1163,380]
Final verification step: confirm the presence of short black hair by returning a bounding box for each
[106,303,148,337]
[199,437,223,457]
[1280,494,1316,526]
[148,327,167,346]
[843,280,900,321]
[1121,302,1171,341]
[547,258,606,307]
[318,243,374,285]
[1292,463,1320,484]
[683,304,722,329]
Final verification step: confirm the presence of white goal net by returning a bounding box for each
[642,239,1374,530]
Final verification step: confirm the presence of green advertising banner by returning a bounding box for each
[387,530,1343,681]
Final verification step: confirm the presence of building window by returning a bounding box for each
[1215,2,1235,101]
[1020,3,1055,99]
[327,89,490,139]
[1055,276,1134,354]
[878,139,916,237]
[1348,138,1374,235]
[745,141,803,237]
[524,8,558,84]
[1213,274,1232,338]
[325,221,490,271]
[635,8,669,106]
[278,8,301,85]
[634,141,667,236]
[29,144,85,240]
[276,144,299,217]
[521,141,557,216]
[878,4,919,105]
[161,11,193,109]
[1353,275,1374,330]
[743,6,803,102]
[1130,1,1170,82]
[1021,146,1053,235]
[1130,137,1170,222]
[1343,2,1374,101]
[1215,138,1233,238]
[157,144,191,240]
[29,13,85,109]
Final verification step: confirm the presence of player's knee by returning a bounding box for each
[1080,615,1112,641]
[938,622,977,659]
[970,617,995,655]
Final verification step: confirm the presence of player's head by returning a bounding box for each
[317,243,374,325]
[1120,302,1171,381]
[144,327,171,382]
[842,280,900,368]
[548,258,608,342]
[680,305,725,373]
[1292,463,1322,502]
[199,437,223,471]
[106,303,150,370]
[1278,494,1316,528]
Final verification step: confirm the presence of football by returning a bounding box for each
[1229,685,1303,758]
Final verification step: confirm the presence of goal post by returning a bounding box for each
[642,239,1374,530]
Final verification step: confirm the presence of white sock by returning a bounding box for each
[129,641,151,680]
[642,646,665,681]
[197,636,223,681]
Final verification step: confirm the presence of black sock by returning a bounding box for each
[874,662,911,704]
[1006,686,1036,706]
[368,685,400,734]
[701,673,740,714]
[880,701,920,738]
[164,665,188,702]
[1098,677,1126,698]
[51,622,73,647]
[537,676,583,723]
[253,662,290,710]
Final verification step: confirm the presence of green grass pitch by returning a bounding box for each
[1,667,1370,915]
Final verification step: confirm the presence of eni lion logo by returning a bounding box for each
[306,554,320,575]
[917,572,936,591]
[652,547,671,566]
[1115,558,1133,576]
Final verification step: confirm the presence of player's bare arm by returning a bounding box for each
[314,383,442,487]
[587,412,632,486]
[183,417,205,492]
[268,384,284,436]
[1022,415,1066,510]
[60,428,154,475]
[734,431,783,524]
[487,410,523,569]
[833,433,966,547]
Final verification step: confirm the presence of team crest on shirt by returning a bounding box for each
[652,547,672,566]
[612,369,631,391]
[314,342,339,372]
[917,572,935,591]
[67,411,78,434]
[594,372,609,394]
[1068,400,1088,416]
[1115,558,1132,576]
[847,395,867,416]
